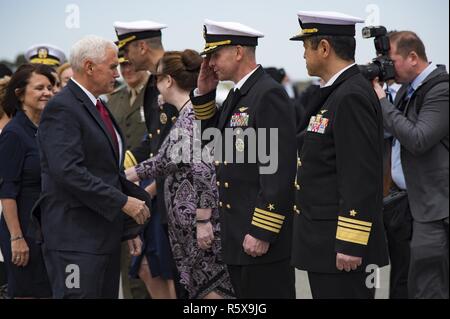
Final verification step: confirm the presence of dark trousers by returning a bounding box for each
[42,245,121,299]
[308,272,375,299]
[383,190,412,298]
[0,262,6,286]
[228,258,295,299]
[409,218,449,299]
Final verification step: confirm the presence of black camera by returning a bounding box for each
[358,26,396,81]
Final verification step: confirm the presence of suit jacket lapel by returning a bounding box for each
[67,80,121,163]
[105,101,125,166]
[403,66,446,115]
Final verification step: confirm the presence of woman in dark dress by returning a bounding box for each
[0,64,55,298]
[126,50,234,299]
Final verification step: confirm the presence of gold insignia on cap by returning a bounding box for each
[302,28,319,35]
[118,35,137,49]
[38,47,48,59]
[205,40,232,49]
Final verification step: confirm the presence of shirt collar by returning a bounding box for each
[15,110,38,133]
[127,74,150,95]
[410,62,437,91]
[234,65,260,91]
[71,77,98,106]
[322,63,356,88]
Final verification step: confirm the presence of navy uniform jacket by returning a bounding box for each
[292,65,389,273]
[191,67,297,265]
[35,79,151,254]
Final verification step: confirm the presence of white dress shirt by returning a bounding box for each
[322,63,356,88]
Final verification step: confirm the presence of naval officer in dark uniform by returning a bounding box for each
[289,11,389,299]
[113,20,181,299]
[191,19,297,298]
[113,21,178,177]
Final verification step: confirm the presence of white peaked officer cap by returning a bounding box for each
[201,19,264,56]
[290,11,365,41]
[113,20,167,49]
[25,44,66,67]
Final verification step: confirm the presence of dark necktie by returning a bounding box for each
[398,85,414,113]
[230,88,241,107]
[96,99,119,154]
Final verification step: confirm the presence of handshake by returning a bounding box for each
[122,196,151,225]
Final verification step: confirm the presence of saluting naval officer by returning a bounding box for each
[290,11,389,299]
[191,19,297,298]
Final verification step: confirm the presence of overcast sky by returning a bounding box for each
[0,0,448,81]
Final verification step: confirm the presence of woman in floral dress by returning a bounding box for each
[126,50,234,299]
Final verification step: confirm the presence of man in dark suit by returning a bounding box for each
[289,11,389,299]
[37,35,150,299]
[372,31,449,299]
[191,19,297,298]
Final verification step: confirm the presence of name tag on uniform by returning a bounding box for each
[230,112,249,128]
[307,115,329,134]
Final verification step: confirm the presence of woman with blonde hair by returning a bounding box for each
[56,62,73,88]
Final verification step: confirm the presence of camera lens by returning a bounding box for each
[358,63,381,81]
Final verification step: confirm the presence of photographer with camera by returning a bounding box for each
[360,27,411,299]
[372,31,449,299]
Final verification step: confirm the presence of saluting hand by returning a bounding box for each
[122,196,150,225]
[197,57,219,95]
[336,253,362,272]
[243,234,270,258]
